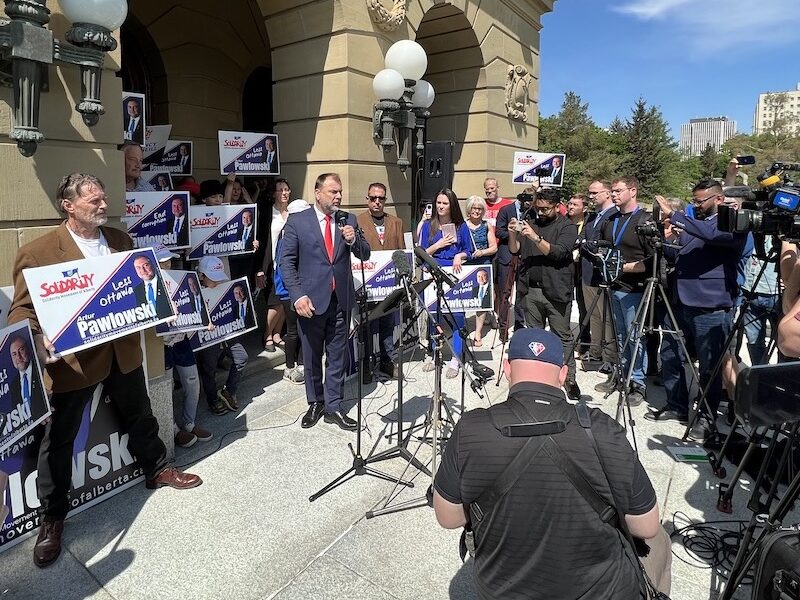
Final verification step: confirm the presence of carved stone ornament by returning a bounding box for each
[366,0,409,32]
[505,64,531,122]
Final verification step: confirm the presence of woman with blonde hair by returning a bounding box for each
[464,195,497,347]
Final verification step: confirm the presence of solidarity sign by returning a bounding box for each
[22,249,175,355]
[186,277,257,351]
[187,204,258,260]
[350,250,413,302]
[422,265,495,313]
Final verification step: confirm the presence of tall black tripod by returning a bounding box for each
[616,237,708,446]
[309,227,414,502]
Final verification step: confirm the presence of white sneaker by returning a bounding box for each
[283,366,304,384]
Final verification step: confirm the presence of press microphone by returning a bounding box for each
[413,246,458,287]
[722,186,756,201]
[335,210,349,228]
[391,250,412,279]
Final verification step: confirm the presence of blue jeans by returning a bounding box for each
[610,290,647,387]
[742,293,780,365]
[661,305,732,415]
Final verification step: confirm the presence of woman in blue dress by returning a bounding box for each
[419,189,472,378]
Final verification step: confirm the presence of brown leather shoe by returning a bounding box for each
[145,467,202,490]
[33,519,64,568]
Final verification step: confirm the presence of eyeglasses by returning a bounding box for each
[469,207,485,212]
[368,195,386,201]
[535,205,555,214]
[692,193,719,205]
[610,188,629,195]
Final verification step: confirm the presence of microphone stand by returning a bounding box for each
[309,221,414,502]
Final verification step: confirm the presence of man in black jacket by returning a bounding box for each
[509,188,580,400]
[596,176,653,405]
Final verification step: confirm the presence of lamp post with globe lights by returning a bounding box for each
[371,40,435,172]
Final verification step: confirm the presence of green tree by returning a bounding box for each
[618,98,679,200]
[699,143,720,179]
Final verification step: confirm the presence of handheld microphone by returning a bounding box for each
[413,246,458,287]
[391,250,412,279]
[335,210,349,228]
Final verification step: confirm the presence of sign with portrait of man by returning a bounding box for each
[186,277,256,351]
[422,265,494,312]
[187,204,258,260]
[0,321,49,456]
[218,131,280,176]
[123,191,190,250]
[156,270,210,335]
[122,92,146,146]
[145,171,174,192]
[512,151,566,187]
[21,248,175,355]
[142,140,193,176]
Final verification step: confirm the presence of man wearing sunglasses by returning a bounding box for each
[648,180,748,428]
[357,183,405,379]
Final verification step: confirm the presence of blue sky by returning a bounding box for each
[539,0,800,138]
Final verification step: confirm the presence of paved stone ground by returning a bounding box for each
[0,320,791,599]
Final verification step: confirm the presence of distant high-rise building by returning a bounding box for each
[679,116,737,156]
[753,84,800,135]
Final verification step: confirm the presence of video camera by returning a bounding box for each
[718,162,800,242]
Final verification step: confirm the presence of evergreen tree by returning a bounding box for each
[618,98,678,200]
[699,143,719,178]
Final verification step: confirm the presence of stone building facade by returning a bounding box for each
[0,0,554,378]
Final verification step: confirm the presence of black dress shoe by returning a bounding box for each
[324,410,358,431]
[644,408,689,424]
[302,403,325,428]
[565,380,581,401]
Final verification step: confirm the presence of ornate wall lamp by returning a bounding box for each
[372,40,435,172]
[0,0,128,156]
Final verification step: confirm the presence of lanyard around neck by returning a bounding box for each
[611,206,639,247]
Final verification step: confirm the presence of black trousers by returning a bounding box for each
[37,358,167,519]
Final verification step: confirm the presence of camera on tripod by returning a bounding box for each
[718,161,800,242]
[635,202,663,241]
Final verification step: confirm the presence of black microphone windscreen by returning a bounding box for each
[722,186,756,201]
[391,250,411,277]
[335,210,349,227]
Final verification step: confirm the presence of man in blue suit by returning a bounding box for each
[646,181,748,425]
[280,173,371,430]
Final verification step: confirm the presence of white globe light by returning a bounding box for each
[372,68,406,101]
[59,0,128,30]
[411,80,435,108]
[384,40,427,81]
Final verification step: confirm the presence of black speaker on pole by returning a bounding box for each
[421,141,454,202]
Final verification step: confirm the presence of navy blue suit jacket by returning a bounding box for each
[494,202,520,266]
[280,208,370,314]
[664,212,748,309]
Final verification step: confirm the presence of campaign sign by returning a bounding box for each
[0,321,50,456]
[123,191,190,250]
[512,152,566,187]
[187,204,258,260]
[122,92,146,146]
[145,171,173,192]
[218,131,280,176]
[0,386,144,552]
[423,265,494,313]
[142,124,172,161]
[156,270,210,336]
[22,249,176,356]
[142,140,193,176]
[351,250,413,302]
[186,278,257,352]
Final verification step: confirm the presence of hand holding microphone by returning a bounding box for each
[335,210,357,244]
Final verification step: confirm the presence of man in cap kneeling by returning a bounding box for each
[433,328,669,599]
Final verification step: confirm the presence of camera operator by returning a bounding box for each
[509,188,581,400]
[581,180,618,373]
[432,328,669,600]
[647,180,749,426]
[778,241,800,357]
[596,176,653,405]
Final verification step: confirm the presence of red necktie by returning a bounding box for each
[324,214,335,290]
